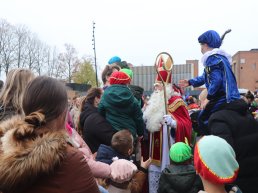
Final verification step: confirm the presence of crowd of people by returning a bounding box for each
[0,29,257,193]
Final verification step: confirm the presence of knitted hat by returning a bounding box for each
[170,142,192,163]
[120,68,133,79]
[109,71,131,85]
[110,159,138,183]
[108,56,121,65]
[194,135,239,184]
[198,30,221,48]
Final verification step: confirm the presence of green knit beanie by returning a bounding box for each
[169,142,192,163]
[120,68,133,79]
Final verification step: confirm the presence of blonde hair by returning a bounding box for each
[0,69,35,114]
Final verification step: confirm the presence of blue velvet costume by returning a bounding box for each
[189,30,240,134]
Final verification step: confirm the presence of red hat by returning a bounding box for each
[109,71,131,85]
[155,56,172,84]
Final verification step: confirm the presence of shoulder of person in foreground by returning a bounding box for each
[61,146,100,193]
[25,145,101,193]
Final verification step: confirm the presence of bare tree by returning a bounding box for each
[0,19,93,83]
[54,55,67,79]
[14,25,30,68]
[0,20,4,75]
[45,46,64,79]
[0,19,17,75]
[34,40,48,75]
[58,44,78,82]
[25,34,38,70]
[46,46,54,77]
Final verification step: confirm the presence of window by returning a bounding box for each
[253,63,256,70]
[240,58,245,64]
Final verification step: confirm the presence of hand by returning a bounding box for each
[163,115,177,128]
[179,79,189,88]
[92,152,97,160]
[201,98,209,109]
[110,159,138,183]
[138,136,143,142]
[141,157,152,169]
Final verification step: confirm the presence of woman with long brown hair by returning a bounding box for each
[0,76,99,193]
[80,87,115,153]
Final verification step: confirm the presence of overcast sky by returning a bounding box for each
[1,0,258,74]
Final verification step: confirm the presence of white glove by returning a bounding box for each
[229,186,239,193]
[163,115,177,128]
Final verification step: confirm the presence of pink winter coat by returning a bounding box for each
[66,123,111,178]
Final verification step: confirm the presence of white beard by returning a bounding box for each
[143,85,179,132]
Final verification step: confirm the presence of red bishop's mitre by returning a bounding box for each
[155,56,172,84]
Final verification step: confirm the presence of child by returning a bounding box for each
[96,129,151,193]
[98,71,144,138]
[158,140,203,193]
[180,30,240,134]
[101,64,120,90]
[194,135,242,193]
[96,129,134,164]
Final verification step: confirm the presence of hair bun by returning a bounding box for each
[13,112,46,140]
[24,111,46,127]
[13,124,34,140]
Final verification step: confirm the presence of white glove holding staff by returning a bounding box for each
[163,115,177,128]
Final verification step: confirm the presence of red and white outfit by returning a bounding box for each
[143,56,192,192]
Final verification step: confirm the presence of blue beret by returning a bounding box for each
[198,30,221,48]
[108,56,121,64]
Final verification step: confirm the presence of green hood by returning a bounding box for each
[104,85,135,107]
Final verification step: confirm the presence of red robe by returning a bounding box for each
[168,96,192,143]
[150,95,192,166]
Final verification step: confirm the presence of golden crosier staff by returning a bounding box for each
[154,52,174,150]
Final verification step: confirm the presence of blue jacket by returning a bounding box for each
[189,52,240,102]
[96,144,131,165]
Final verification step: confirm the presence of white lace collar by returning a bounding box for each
[201,48,232,66]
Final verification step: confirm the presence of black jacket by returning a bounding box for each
[158,164,202,193]
[95,144,131,165]
[79,102,116,153]
[208,99,258,193]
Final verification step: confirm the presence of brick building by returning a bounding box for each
[232,49,258,91]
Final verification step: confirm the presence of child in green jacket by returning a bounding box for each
[98,71,144,138]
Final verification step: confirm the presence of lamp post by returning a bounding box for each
[92,21,98,87]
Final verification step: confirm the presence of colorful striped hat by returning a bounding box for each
[194,135,239,184]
